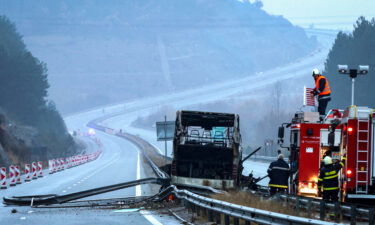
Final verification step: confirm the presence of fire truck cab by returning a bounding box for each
[279,106,375,201]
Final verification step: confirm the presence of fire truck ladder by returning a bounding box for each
[356,118,370,194]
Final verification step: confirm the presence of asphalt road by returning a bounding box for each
[0,111,181,225]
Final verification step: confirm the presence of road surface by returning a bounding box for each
[0,110,181,225]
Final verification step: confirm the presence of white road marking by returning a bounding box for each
[62,190,66,193]
[136,151,164,225]
[140,210,163,225]
[20,217,26,220]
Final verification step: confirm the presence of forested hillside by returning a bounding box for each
[0,0,317,113]
[324,17,375,108]
[0,16,76,166]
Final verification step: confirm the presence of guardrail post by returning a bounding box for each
[215,212,221,224]
[320,201,326,220]
[196,205,201,217]
[307,199,312,218]
[334,202,340,223]
[369,208,375,225]
[233,217,239,225]
[224,215,230,225]
[202,207,207,217]
[350,205,356,225]
[296,196,300,216]
[192,204,196,214]
[208,209,214,222]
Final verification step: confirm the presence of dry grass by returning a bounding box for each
[211,191,308,217]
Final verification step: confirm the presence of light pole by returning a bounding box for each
[338,65,369,106]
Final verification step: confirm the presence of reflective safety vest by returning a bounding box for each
[315,75,331,96]
[318,157,346,191]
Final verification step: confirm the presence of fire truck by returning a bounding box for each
[278,106,375,201]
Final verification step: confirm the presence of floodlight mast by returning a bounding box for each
[337,65,369,106]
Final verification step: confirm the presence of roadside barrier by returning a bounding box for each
[32,162,37,179]
[9,165,16,186]
[60,158,65,170]
[0,137,102,190]
[25,164,31,181]
[15,166,21,184]
[57,159,60,171]
[48,160,54,174]
[0,167,6,189]
[37,161,43,177]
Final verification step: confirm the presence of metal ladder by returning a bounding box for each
[356,118,370,194]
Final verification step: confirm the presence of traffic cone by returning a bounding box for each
[32,162,37,179]
[0,167,6,189]
[15,166,21,184]
[9,165,16,186]
[25,164,31,182]
[37,161,43,177]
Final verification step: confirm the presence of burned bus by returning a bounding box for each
[171,110,242,189]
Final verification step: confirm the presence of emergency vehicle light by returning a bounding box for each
[348,127,353,133]
[296,124,301,128]
[347,169,352,176]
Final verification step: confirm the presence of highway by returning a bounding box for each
[0,110,181,225]
[0,29,337,224]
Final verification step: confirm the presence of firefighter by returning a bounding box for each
[318,155,346,202]
[267,154,290,195]
[311,69,331,117]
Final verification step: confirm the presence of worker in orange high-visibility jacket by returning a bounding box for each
[267,154,290,195]
[317,155,346,202]
[311,69,331,117]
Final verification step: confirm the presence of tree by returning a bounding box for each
[0,15,49,125]
[0,15,73,158]
[324,17,375,109]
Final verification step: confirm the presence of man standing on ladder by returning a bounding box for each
[312,69,331,119]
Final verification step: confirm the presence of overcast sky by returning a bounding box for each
[256,0,375,30]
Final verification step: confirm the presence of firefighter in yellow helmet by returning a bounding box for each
[312,69,331,117]
[318,155,346,202]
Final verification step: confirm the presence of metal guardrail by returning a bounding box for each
[278,194,375,225]
[3,178,167,206]
[157,185,338,225]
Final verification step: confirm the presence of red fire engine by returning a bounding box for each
[278,106,375,201]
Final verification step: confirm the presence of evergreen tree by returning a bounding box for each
[0,15,73,157]
[324,17,375,109]
[0,15,49,125]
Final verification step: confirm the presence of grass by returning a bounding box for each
[211,190,308,217]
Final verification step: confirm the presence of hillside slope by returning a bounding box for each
[0,0,317,113]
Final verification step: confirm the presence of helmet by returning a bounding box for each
[312,68,320,76]
[323,156,333,165]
